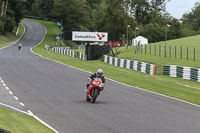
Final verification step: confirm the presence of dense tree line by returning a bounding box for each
[1,0,200,43]
[26,0,174,42]
[182,2,200,36]
[0,0,27,35]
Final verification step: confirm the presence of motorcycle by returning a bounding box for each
[85,78,105,103]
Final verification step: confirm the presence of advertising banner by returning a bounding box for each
[72,31,108,42]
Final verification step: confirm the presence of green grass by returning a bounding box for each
[73,49,85,53]
[115,35,200,68]
[0,108,54,133]
[0,21,54,132]
[0,23,24,45]
[29,18,200,106]
[0,45,5,48]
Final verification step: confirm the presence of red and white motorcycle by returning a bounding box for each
[85,78,105,103]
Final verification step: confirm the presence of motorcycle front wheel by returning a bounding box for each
[91,89,99,103]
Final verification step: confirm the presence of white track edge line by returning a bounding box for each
[27,21,59,133]
[31,48,200,108]
[0,103,59,133]
[0,22,26,50]
[0,21,59,133]
[28,20,200,132]
[0,103,29,115]
[32,45,200,109]
[28,110,59,133]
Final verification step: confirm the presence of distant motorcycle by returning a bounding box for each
[85,78,104,103]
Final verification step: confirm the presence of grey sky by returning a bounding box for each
[166,0,200,19]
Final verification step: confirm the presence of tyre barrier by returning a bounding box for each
[53,47,86,60]
[104,55,157,75]
[45,45,53,51]
[163,65,200,82]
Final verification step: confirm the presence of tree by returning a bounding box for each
[51,0,90,32]
[101,0,129,41]
[127,0,170,25]
[183,2,200,31]
[39,0,54,17]
[139,23,165,43]
[9,0,26,25]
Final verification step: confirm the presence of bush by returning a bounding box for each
[0,20,5,35]
[4,17,15,32]
[0,17,16,35]
[63,40,78,49]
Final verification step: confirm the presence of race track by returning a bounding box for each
[0,20,200,133]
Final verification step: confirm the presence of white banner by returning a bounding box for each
[72,31,108,42]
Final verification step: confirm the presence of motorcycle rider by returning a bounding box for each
[18,43,22,51]
[86,69,105,91]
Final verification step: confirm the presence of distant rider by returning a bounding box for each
[18,43,22,50]
[86,69,105,91]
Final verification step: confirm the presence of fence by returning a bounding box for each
[53,47,86,60]
[132,44,200,62]
[163,65,200,82]
[104,55,157,75]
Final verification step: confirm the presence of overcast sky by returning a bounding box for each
[166,0,200,19]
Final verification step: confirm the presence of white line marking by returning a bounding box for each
[29,21,200,132]
[5,87,9,90]
[0,102,59,132]
[27,110,34,116]
[27,109,59,133]
[3,84,6,87]
[32,23,47,48]
[9,91,13,95]
[31,112,60,133]
[0,103,29,115]
[0,22,59,133]
[0,22,26,50]
[20,102,25,107]
[1,80,4,83]
[29,22,60,133]
[13,96,19,100]
[31,48,200,109]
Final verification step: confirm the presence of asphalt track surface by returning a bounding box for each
[0,20,200,133]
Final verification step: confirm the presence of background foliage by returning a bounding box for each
[1,0,200,43]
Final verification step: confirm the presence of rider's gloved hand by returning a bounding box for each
[88,78,92,82]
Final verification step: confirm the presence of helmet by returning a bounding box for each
[97,69,103,77]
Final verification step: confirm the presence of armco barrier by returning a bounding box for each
[104,55,157,75]
[53,47,86,60]
[163,65,200,82]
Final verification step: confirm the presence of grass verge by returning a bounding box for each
[114,37,200,68]
[0,107,54,133]
[28,18,200,106]
[0,23,24,45]
[0,45,5,48]
[0,21,54,132]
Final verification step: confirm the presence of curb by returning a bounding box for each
[0,23,25,50]
[0,21,59,133]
